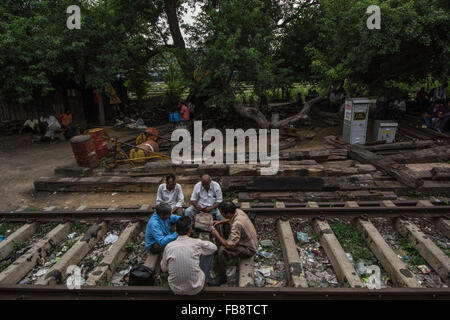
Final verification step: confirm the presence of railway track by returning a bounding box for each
[0,200,449,300]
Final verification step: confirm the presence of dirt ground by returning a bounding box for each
[0,124,341,212]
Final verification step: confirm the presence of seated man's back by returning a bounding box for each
[161,217,217,295]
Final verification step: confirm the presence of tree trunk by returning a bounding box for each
[164,0,195,81]
[232,86,331,129]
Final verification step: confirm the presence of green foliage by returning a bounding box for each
[0,222,15,236]
[12,241,24,254]
[25,207,41,212]
[280,0,450,92]
[73,222,88,234]
[37,223,58,236]
[0,0,162,103]
[331,221,377,264]
[125,242,139,253]
[396,233,426,265]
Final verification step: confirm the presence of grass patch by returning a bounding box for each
[126,242,139,253]
[226,257,239,267]
[73,222,89,234]
[396,233,426,265]
[159,272,169,287]
[25,207,41,212]
[37,223,58,236]
[12,241,25,254]
[0,222,15,236]
[331,222,377,264]
[0,262,5,273]
[407,191,423,197]
[439,246,450,258]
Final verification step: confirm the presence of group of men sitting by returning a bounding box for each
[145,173,258,295]
[422,99,450,133]
[19,110,77,141]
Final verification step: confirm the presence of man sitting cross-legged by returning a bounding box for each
[209,201,258,286]
[160,216,217,295]
[185,174,224,223]
[156,174,185,216]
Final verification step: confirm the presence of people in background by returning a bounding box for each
[160,216,217,295]
[19,114,40,135]
[145,203,181,253]
[58,110,77,139]
[329,89,338,112]
[179,101,190,121]
[156,174,184,216]
[436,100,450,133]
[185,174,224,223]
[416,87,429,111]
[375,94,388,120]
[209,201,258,286]
[422,102,446,129]
[187,101,196,119]
[432,83,448,102]
[40,112,61,141]
[296,93,304,108]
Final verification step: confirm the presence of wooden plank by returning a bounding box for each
[348,145,423,188]
[363,140,437,152]
[277,218,308,287]
[239,257,255,288]
[36,223,108,285]
[0,223,39,260]
[276,202,307,287]
[144,252,160,271]
[431,167,450,181]
[86,222,141,285]
[386,146,450,164]
[0,223,72,284]
[239,190,398,202]
[436,218,450,239]
[382,201,450,285]
[415,201,450,238]
[309,202,363,288]
[346,201,421,288]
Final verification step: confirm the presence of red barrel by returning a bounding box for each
[70,135,99,168]
[137,140,159,153]
[87,128,109,158]
[145,127,159,141]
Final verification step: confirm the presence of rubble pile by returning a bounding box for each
[290,218,339,287]
[23,228,84,284]
[254,218,287,287]
[109,231,147,286]
[78,223,127,285]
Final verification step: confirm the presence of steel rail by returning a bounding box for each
[0,206,449,222]
[0,285,449,300]
[0,206,448,221]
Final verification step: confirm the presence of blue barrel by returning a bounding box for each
[170,113,180,123]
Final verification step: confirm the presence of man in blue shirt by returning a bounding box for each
[145,203,181,253]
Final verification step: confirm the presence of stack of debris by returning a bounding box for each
[0,120,23,135]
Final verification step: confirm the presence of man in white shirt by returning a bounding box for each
[160,216,217,295]
[40,112,61,140]
[185,174,224,223]
[156,174,184,216]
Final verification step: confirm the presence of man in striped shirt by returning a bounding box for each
[160,216,217,295]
